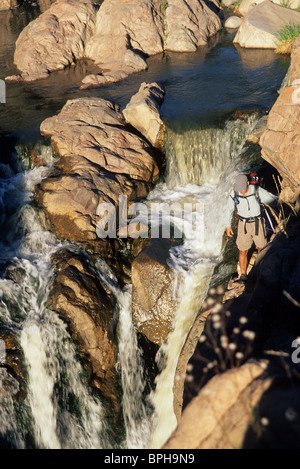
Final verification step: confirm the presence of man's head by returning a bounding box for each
[234,174,248,194]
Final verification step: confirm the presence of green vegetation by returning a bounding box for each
[280,0,293,8]
[278,23,300,41]
[160,0,169,40]
[160,0,168,16]
[276,23,300,54]
[279,0,300,11]
[232,0,243,7]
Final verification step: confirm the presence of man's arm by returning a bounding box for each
[226,227,234,237]
[224,192,235,236]
[258,187,278,206]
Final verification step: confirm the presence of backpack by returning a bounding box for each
[232,173,275,234]
[231,173,261,207]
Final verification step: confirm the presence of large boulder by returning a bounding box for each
[131,238,179,346]
[224,16,243,29]
[164,361,270,449]
[82,0,222,88]
[238,0,300,17]
[6,0,98,82]
[123,82,165,150]
[260,85,300,202]
[238,0,272,16]
[6,0,221,86]
[81,0,164,89]
[164,0,221,52]
[35,97,160,253]
[260,38,300,203]
[48,248,120,420]
[39,98,159,181]
[164,358,300,449]
[233,2,300,49]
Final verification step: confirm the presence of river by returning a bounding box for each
[0,0,289,450]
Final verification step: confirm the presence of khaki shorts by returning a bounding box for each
[236,218,267,251]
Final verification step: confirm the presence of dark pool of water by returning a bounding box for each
[0,1,290,144]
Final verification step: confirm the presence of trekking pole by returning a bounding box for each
[262,204,275,234]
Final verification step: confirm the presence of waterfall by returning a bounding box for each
[0,115,260,449]
[95,259,153,449]
[165,119,255,188]
[147,115,259,448]
[0,147,109,449]
[116,286,153,449]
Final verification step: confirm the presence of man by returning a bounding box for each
[225,174,278,283]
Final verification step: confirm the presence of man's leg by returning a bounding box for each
[239,249,248,276]
[236,220,252,278]
[254,219,267,253]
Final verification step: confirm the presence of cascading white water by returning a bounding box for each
[95,259,153,449]
[165,119,252,188]
[147,116,259,448]
[0,116,260,450]
[91,116,260,450]
[0,147,109,449]
[116,286,153,449]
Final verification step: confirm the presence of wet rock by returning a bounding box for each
[233,2,300,49]
[48,248,119,419]
[4,261,27,284]
[123,82,166,150]
[35,97,160,253]
[131,238,180,346]
[6,0,98,82]
[246,115,268,145]
[0,328,26,400]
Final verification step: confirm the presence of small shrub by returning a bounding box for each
[276,24,300,54]
[280,0,292,8]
